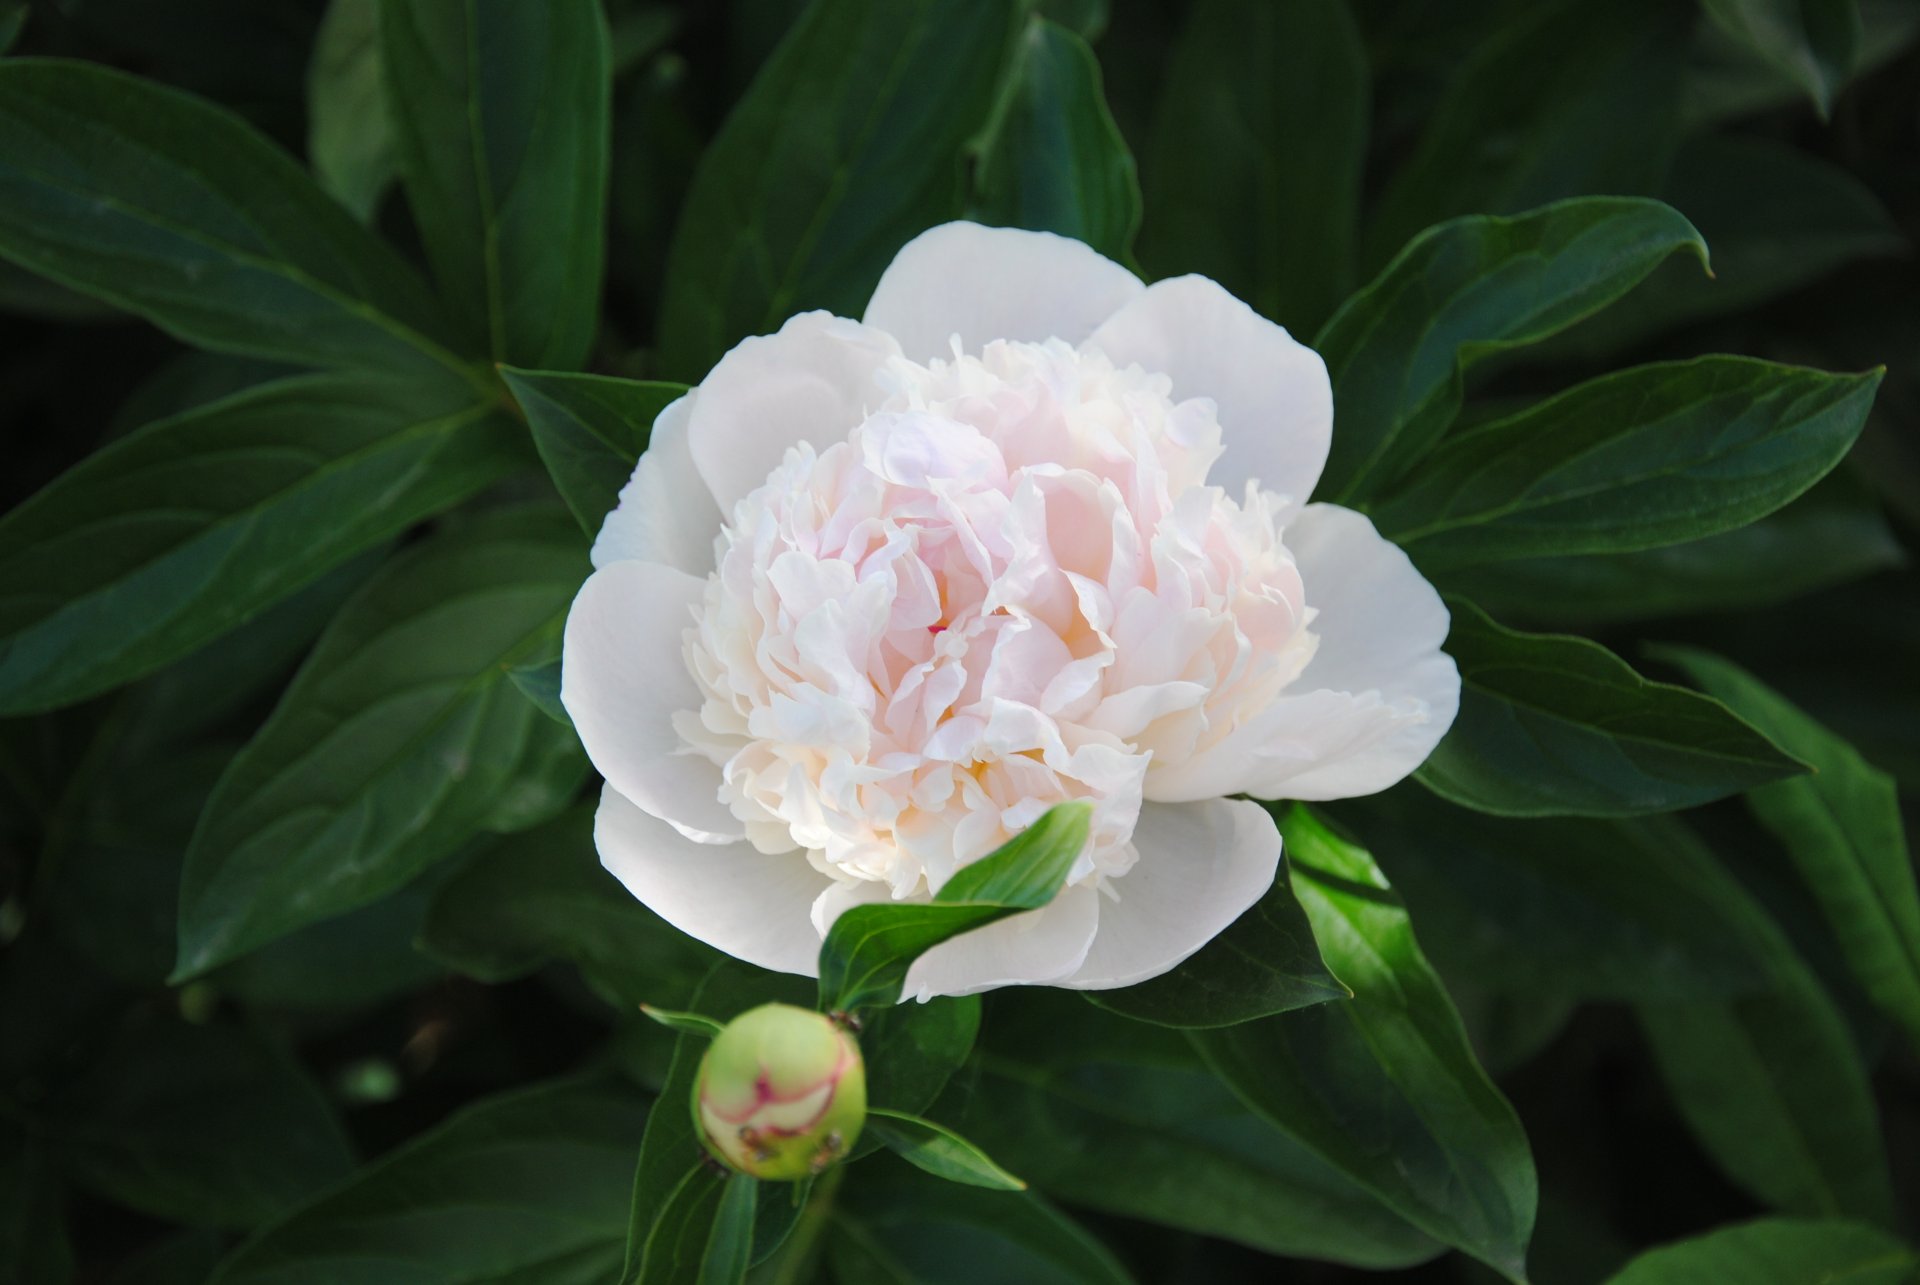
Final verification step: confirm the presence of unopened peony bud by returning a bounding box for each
[692,1003,865,1180]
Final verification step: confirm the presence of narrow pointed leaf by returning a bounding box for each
[969,17,1139,262]
[0,58,470,377]
[1315,197,1707,503]
[1086,854,1348,1027]
[380,0,611,369]
[657,0,1024,378]
[1374,357,1880,571]
[308,0,396,221]
[0,373,521,717]
[1631,821,1895,1227]
[817,801,1091,1012]
[866,1109,1026,1191]
[1604,1217,1915,1285]
[642,1007,724,1040]
[1193,808,1536,1283]
[1654,646,1920,1048]
[500,368,688,536]
[1703,0,1861,118]
[507,657,571,727]
[1419,599,1806,816]
[177,506,589,978]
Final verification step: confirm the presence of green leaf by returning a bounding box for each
[1137,0,1367,333]
[176,505,589,978]
[657,0,1024,379]
[866,1108,1026,1191]
[1363,0,1690,271]
[208,1077,646,1284]
[701,1173,759,1285]
[500,367,688,536]
[1419,598,1806,817]
[1315,197,1708,503]
[421,806,713,1009]
[962,993,1442,1270]
[308,0,396,221]
[47,1015,353,1229]
[641,1006,725,1039]
[0,59,472,378]
[1434,471,1905,628]
[969,17,1140,262]
[1339,794,1763,1002]
[507,656,571,726]
[1085,854,1348,1027]
[1374,357,1880,572]
[380,0,611,370]
[1193,808,1536,1282]
[1653,647,1920,1049]
[1632,824,1895,1227]
[1604,1217,1915,1285]
[0,373,521,717]
[816,801,1091,1011]
[1702,0,1862,118]
[831,1157,1135,1285]
[635,1165,730,1285]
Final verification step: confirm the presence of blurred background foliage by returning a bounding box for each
[0,0,1917,1282]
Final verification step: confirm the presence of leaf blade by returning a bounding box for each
[866,1109,1026,1191]
[1192,808,1537,1282]
[1419,599,1806,817]
[0,373,522,716]
[1375,357,1880,571]
[176,505,589,978]
[0,58,471,377]
[1315,197,1707,503]
[380,0,612,369]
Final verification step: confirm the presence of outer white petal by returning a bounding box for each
[864,222,1144,362]
[812,878,1101,1001]
[590,394,721,574]
[1084,275,1332,501]
[1060,798,1281,990]
[595,785,827,977]
[561,559,744,843]
[1145,503,1458,804]
[687,311,899,515]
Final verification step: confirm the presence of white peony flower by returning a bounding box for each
[562,222,1459,1001]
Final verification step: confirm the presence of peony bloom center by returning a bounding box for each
[677,339,1316,917]
[562,221,1459,999]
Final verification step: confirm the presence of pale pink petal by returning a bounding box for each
[595,785,827,977]
[562,560,743,842]
[1144,503,1457,803]
[864,222,1143,362]
[590,394,721,575]
[1085,275,1332,501]
[687,311,900,514]
[1061,799,1281,990]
